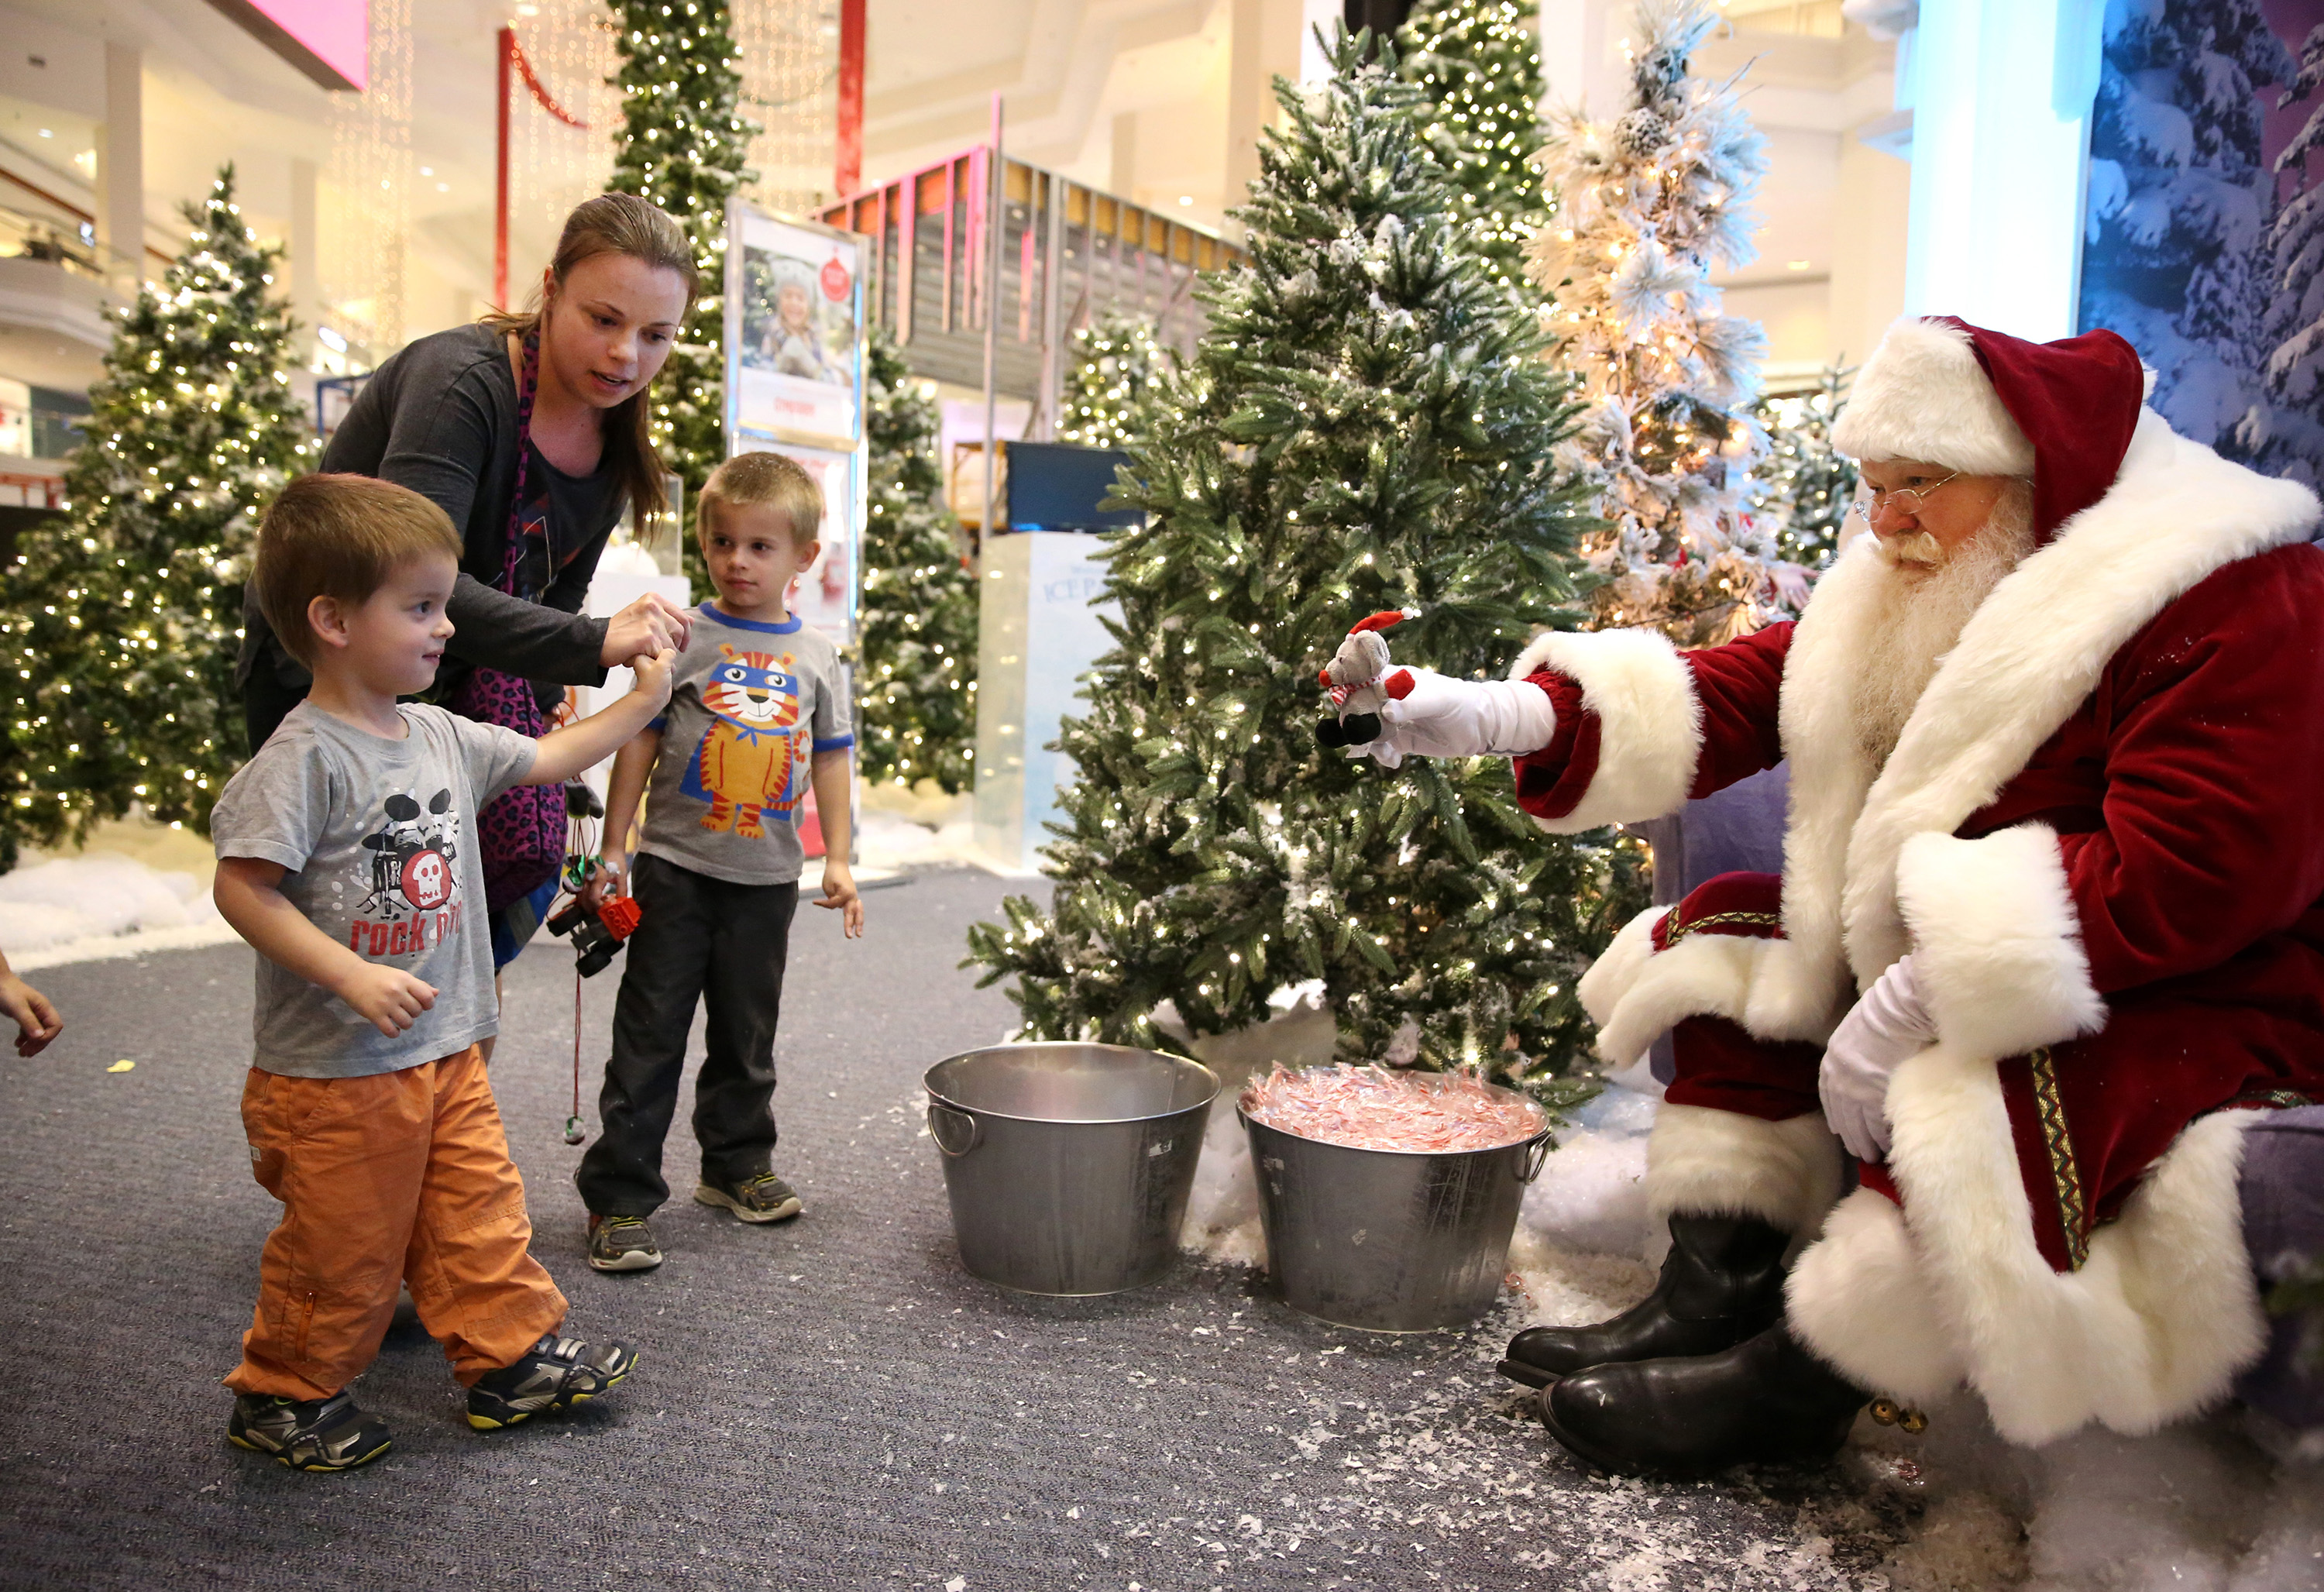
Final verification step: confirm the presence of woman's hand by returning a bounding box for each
[600,593,690,669]
[0,969,61,1057]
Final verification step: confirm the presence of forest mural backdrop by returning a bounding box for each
[2078,0,2324,488]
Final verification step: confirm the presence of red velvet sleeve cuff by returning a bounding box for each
[1511,672,1597,822]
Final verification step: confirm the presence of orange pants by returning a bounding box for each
[225,1045,567,1401]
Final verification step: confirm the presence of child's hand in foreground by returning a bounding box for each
[0,970,61,1056]
[338,963,438,1037]
[583,851,630,910]
[815,861,863,938]
[628,645,678,714]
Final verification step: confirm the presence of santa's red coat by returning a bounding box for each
[1498,409,2324,1443]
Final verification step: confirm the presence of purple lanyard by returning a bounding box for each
[493,328,542,598]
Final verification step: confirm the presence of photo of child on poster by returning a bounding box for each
[729,206,863,445]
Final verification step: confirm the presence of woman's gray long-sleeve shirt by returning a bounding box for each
[239,322,626,715]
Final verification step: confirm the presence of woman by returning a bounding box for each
[238,192,698,968]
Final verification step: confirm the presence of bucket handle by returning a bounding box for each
[1518,1130,1553,1185]
[928,1100,981,1157]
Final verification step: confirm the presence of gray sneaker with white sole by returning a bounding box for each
[695,1172,803,1223]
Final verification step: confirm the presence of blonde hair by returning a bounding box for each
[480,193,697,528]
[254,474,463,665]
[698,452,824,544]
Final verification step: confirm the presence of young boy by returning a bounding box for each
[576,450,862,1273]
[210,473,676,1471]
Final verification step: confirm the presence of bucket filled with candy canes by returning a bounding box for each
[1240,1064,1553,1332]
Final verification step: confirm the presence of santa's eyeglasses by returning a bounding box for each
[1849,469,1960,523]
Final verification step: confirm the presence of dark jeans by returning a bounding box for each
[574,854,799,1217]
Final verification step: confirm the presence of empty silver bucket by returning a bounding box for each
[1243,1078,1553,1332]
[925,1042,1219,1297]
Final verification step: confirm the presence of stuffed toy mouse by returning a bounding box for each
[1315,610,1417,750]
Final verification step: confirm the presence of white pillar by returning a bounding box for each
[97,42,143,291]
[1902,0,2105,341]
[1297,0,1339,85]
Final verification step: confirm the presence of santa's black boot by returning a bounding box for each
[1497,1213,1791,1387]
[1536,1321,1870,1480]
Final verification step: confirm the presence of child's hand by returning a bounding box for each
[815,861,863,938]
[582,851,629,909]
[0,971,61,1057]
[338,963,438,1037]
[629,645,678,713]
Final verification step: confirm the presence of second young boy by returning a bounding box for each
[576,451,863,1272]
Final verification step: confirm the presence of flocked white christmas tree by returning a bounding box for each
[1530,0,1774,645]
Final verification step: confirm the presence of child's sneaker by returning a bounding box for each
[586,1212,663,1272]
[466,1332,638,1430]
[695,1171,803,1223]
[228,1391,393,1472]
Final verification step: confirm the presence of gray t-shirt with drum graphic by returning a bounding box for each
[211,701,538,1078]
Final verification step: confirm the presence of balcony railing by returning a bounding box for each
[821,150,1246,438]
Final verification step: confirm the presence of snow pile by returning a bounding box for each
[855,806,979,871]
[0,853,232,966]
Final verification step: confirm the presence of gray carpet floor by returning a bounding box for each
[0,866,1920,1590]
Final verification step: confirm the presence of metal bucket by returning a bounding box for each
[925,1042,1219,1297]
[1243,1080,1554,1332]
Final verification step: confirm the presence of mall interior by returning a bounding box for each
[2,0,2322,1587]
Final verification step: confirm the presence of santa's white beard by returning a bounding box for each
[1851,484,2037,769]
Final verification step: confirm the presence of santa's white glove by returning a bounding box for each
[1818,955,1937,1163]
[1348,668,1559,765]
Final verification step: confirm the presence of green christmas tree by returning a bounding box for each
[607,0,758,580]
[1397,0,1552,298]
[1058,312,1168,449]
[859,328,978,794]
[965,30,1642,1097]
[1748,364,1857,610]
[0,165,313,868]
[1532,0,1774,645]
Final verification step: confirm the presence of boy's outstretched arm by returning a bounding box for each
[809,747,862,938]
[213,858,437,1037]
[583,724,662,906]
[0,950,61,1056]
[525,646,677,789]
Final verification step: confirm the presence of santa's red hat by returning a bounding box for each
[1831,316,2147,542]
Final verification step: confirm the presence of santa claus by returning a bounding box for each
[1333,316,2324,1477]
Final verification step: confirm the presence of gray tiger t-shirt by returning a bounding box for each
[635,603,854,886]
[211,702,538,1078]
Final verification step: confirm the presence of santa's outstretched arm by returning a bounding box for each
[1508,623,1791,834]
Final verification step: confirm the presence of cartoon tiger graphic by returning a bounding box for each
[681,645,805,838]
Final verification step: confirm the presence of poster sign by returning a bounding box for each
[725,201,865,447]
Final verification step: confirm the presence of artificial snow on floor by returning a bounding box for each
[1170,1027,2323,1590]
[0,852,235,969]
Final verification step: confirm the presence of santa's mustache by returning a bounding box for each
[1871,526,1947,568]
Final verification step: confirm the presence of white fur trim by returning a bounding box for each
[1831,317,2037,475]
[1580,906,1803,1069]
[1505,628,1701,833]
[1644,1104,1844,1236]
[1833,411,2318,989]
[1885,1050,2267,1445]
[1786,1188,1966,1407]
[1897,825,2106,1060]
